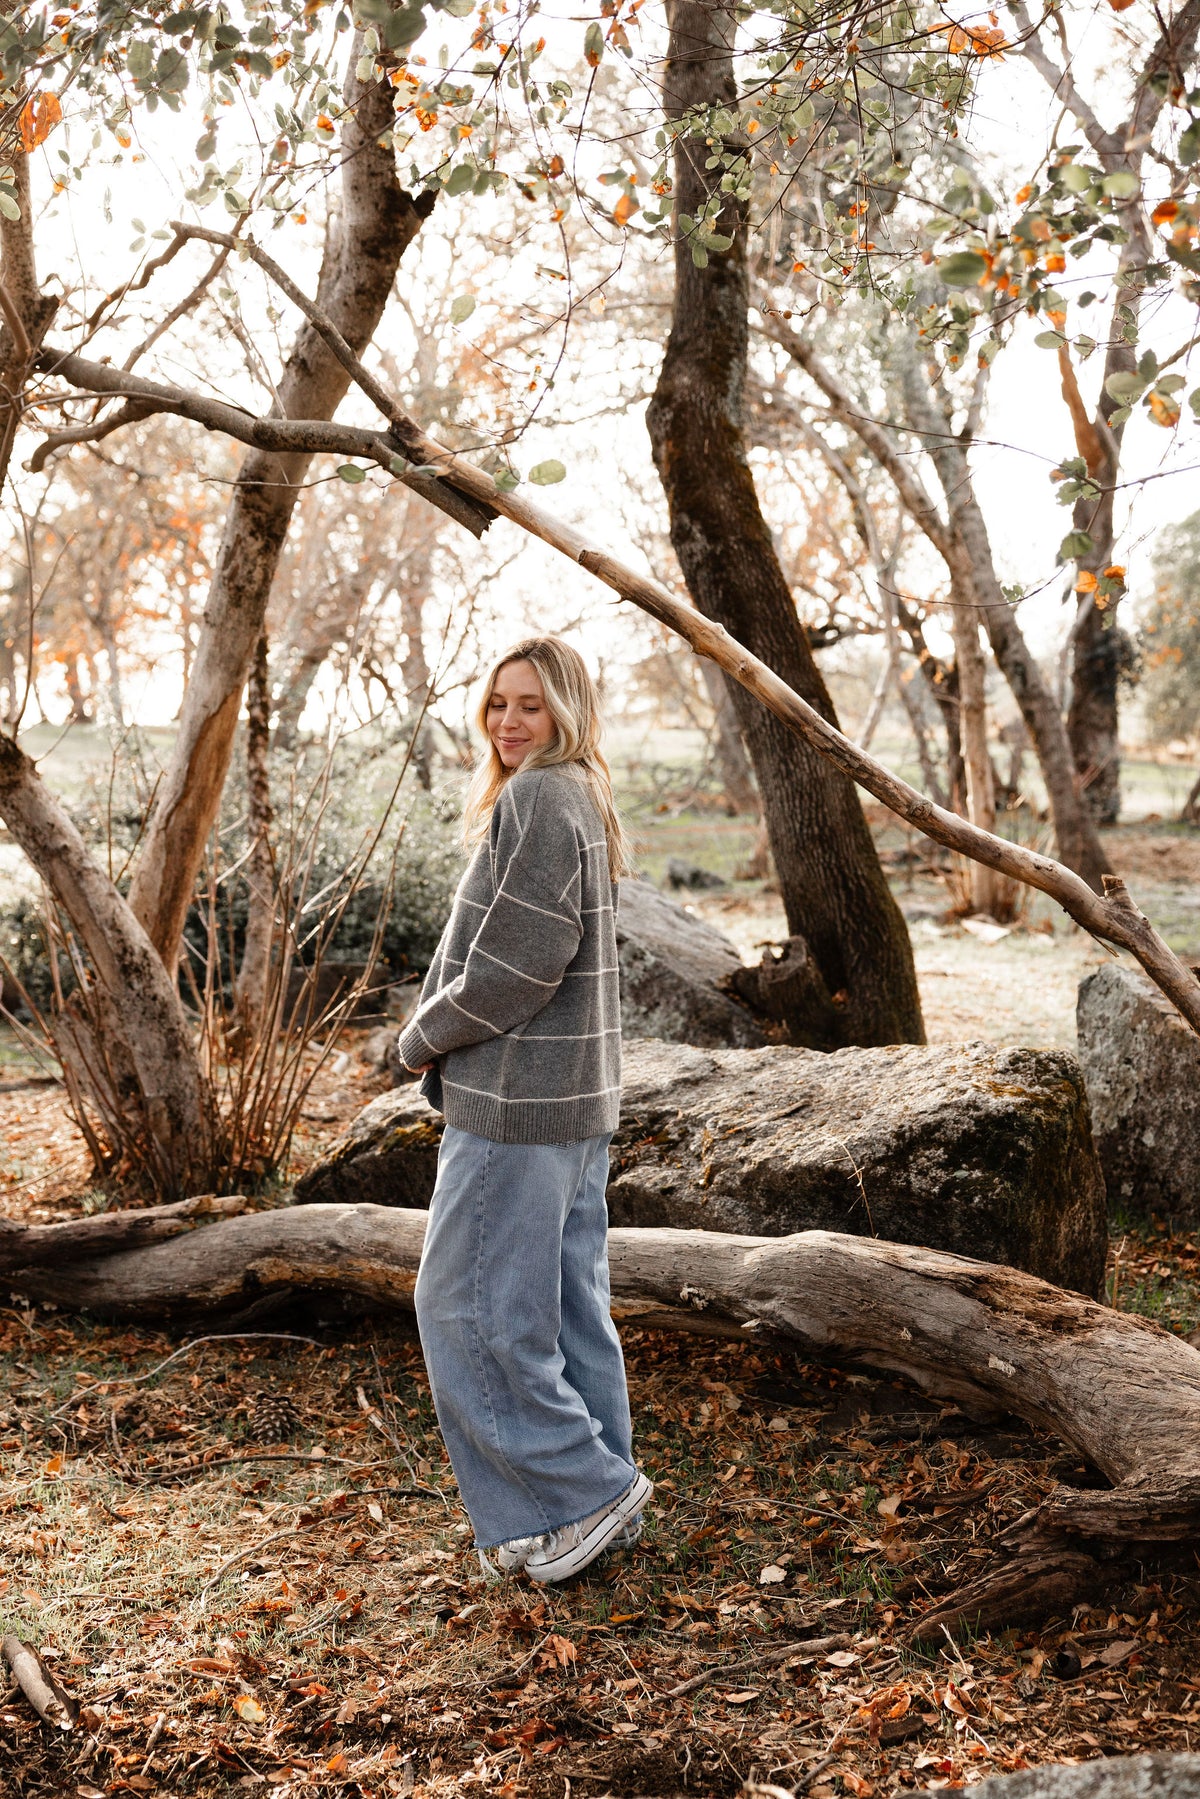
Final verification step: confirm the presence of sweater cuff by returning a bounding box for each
[396,1017,437,1071]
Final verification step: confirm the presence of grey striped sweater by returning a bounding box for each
[396,765,621,1144]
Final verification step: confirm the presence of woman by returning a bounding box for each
[398,636,651,1583]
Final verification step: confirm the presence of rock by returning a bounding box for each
[929,1759,1200,1799]
[665,857,727,891]
[1076,963,1200,1223]
[608,1040,1106,1296]
[293,1088,442,1208]
[616,878,765,1049]
[294,1038,1106,1295]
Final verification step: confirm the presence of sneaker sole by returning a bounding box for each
[525,1472,653,1584]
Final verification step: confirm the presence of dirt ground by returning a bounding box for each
[0,821,1198,1796]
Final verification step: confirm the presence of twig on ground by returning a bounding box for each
[664,1631,855,1699]
[110,1332,324,1388]
[1,1636,78,1730]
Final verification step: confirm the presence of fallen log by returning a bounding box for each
[0,1192,247,1272]
[10,1207,1200,1637]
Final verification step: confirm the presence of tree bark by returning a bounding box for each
[698,658,760,815]
[125,45,436,969]
[768,319,1111,892]
[947,573,998,913]
[0,736,218,1192]
[15,1206,1200,1637]
[645,0,923,1050]
[233,633,275,1038]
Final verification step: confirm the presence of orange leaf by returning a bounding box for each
[612,190,638,227]
[1075,570,1098,593]
[234,1694,267,1724]
[1149,390,1181,428]
[1107,0,1135,11]
[1104,564,1126,581]
[1152,200,1179,226]
[19,92,62,153]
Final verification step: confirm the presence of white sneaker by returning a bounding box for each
[478,1534,541,1582]
[523,1472,652,1584]
[612,1513,643,1549]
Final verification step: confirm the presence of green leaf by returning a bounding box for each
[443,0,475,16]
[1102,169,1138,199]
[1034,330,1066,349]
[1105,369,1147,402]
[936,249,987,288]
[584,21,604,65]
[691,245,709,267]
[156,46,190,92]
[0,189,20,221]
[337,464,366,483]
[1059,161,1091,193]
[1058,530,1095,562]
[529,459,566,485]
[450,293,476,324]
[1189,388,1200,417]
[494,468,521,490]
[1181,120,1200,165]
[445,161,475,197]
[385,5,426,47]
[195,129,217,161]
[127,39,154,78]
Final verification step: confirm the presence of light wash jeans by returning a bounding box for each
[414,1125,636,1550]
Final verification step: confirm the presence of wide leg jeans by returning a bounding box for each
[414,1124,636,1549]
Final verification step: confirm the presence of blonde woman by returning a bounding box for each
[398,636,652,1582]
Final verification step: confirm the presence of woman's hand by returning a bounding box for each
[409,1060,435,1074]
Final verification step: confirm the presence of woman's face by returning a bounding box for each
[487,659,557,769]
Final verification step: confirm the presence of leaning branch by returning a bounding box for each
[29,280,1200,1032]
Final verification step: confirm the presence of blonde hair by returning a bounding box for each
[463,636,631,880]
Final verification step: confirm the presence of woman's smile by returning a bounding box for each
[487,658,557,768]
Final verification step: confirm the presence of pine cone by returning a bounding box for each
[250,1391,300,1445]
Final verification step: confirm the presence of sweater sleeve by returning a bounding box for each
[396,773,584,1066]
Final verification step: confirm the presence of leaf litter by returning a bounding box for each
[1,1051,1200,1795]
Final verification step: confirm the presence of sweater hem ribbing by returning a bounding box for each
[442,1088,619,1146]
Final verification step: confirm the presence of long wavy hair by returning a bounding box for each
[462,636,631,880]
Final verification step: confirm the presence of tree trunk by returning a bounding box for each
[770,321,1110,891]
[1182,768,1200,828]
[233,633,275,1038]
[0,147,57,501]
[698,658,759,815]
[0,736,217,1192]
[894,596,962,810]
[126,43,436,969]
[645,0,923,1050]
[948,575,998,913]
[13,1205,1200,1637]
[899,362,1112,893]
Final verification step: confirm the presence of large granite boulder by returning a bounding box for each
[931,1760,1200,1799]
[615,878,765,1049]
[296,1038,1106,1294]
[294,1087,442,1208]
[1076,963,1200,1222]
[608,1039,1105,1295]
